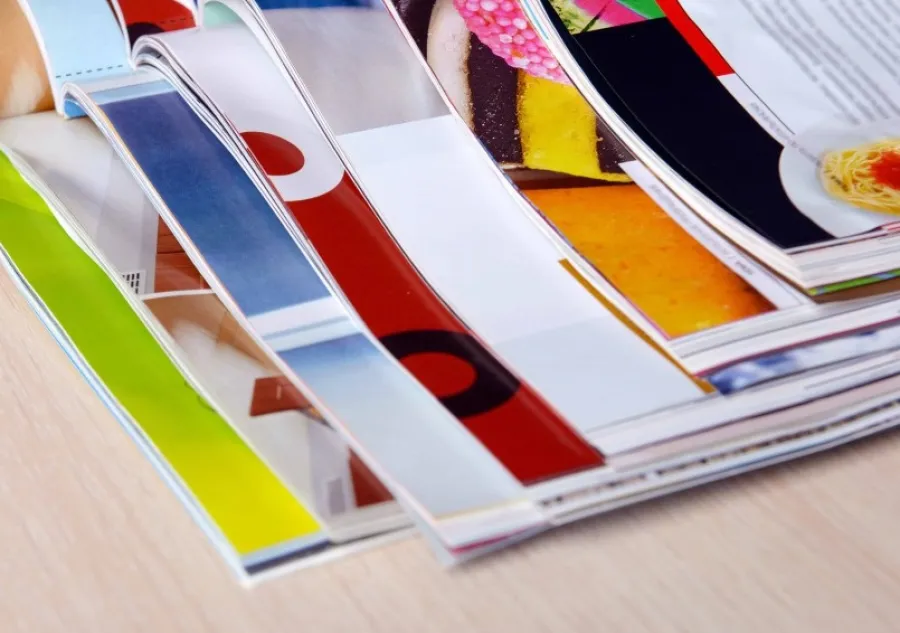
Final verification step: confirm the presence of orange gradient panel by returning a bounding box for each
[525,184,774,338]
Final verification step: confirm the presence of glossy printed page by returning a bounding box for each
[365,0,629,180]
[0,147,327,574]
[140,15,620,482]
[66,75,542,551]
[668,0,900,239]
[398,4,900,448]
[535,0,900,249]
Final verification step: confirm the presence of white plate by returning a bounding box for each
[779,118,900,237]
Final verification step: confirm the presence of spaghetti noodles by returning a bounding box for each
[820,139,900,215]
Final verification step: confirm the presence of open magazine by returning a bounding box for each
[524,0,900,292]
[6,0,900,577]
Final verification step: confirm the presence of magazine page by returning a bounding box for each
[671,0,900,228]
[0,111,405,540]
[64,73,546,555]
[388,0,627,182]
[135,13,705,454]
[0,0,52,118]
[533,0,900,264]
[394,0,630,181]
[0,145,328,576]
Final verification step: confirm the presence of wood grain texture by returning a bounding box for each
[3,266,900,633]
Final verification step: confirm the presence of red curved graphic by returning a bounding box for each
[242,131,305,176]
[654,0,732,76]
[113,0,196,46]
[249,131,604,482]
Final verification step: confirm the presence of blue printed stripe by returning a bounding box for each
[102,90,332,315]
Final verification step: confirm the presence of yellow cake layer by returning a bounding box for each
[517,73,630,181]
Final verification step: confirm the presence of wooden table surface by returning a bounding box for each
[3,268,900,633]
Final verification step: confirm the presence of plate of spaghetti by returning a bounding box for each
[780,120,900,237]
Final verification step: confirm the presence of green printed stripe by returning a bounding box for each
[810,269,900,296]
[619,0,664,19]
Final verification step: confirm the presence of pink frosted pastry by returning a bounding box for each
[452,0,568,83]
[572,0,645,25]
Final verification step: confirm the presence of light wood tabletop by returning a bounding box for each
[3,267,900,633]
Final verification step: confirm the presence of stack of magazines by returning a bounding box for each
[3,0,900,581]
